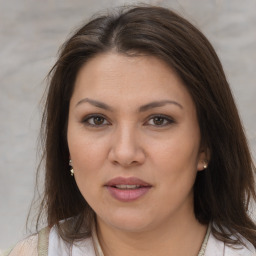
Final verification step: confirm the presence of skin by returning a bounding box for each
[67,53,208,256]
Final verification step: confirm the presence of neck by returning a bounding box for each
[96,213,207,256]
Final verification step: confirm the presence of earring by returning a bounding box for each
[69,159,74,176]
[203,161,208,169]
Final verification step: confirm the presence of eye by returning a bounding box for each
[82,115,110,127]
[146,115,174,126]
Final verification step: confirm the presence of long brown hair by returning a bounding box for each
[35,5,256,247]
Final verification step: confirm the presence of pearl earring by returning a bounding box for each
[203,161,208,169]
[69,159,74,176]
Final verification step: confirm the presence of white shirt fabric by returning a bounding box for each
[48,225,256,256]
[204,231,256,255]
[48,226,95,256]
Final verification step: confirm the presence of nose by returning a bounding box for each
[108,125,146,167]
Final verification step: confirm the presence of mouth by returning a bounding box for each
[105,177,152,202]
[111,184,145,190]
[105,176,151,187]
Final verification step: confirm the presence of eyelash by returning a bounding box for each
[81,114,175,128]
[146,114,175,127]
[82,114,110,127]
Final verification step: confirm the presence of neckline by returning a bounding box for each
[91,222,211,256]
[198,223,211,256]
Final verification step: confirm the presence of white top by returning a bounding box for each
[48,227,96,256]
[5,225,256,256]
[47,225,256,256]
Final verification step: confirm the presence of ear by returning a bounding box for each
[197,148,210,171]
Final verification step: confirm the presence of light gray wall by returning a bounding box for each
[0,0,255,251]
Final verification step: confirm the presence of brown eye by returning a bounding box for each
[146,115,174,127]
[83,115,109,127]
[93,116,105,125]
[153,116,165,125]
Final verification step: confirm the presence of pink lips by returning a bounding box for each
[105,177,152,202]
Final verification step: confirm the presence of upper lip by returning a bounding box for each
[105,176,152,187]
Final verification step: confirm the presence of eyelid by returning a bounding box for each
[81,113,175,127]
[82,114,111,127]
[144,114,175,126]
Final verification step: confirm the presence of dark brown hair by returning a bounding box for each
[35,5,256,248]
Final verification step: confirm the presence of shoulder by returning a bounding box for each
[224,235,256,256]
[3,234,38,256]
[6,225,95,256]
[3,226,50,256]
[205,231,256,256]
[48,225,95,256]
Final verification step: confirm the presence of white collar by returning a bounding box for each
[48,226,96,256]
[205,231,255,256]
[48,225,256,256]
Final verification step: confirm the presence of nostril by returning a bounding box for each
[108,141,146,167]
[113,160,119,165]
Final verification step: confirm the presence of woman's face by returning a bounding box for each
[67,53,207,233]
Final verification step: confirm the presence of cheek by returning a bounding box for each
[152,141,199,207]
[69,138,106,206]
[147,126,201,194]
[68,125,109,170]
[149,134,200,172]
[67,126,108,194]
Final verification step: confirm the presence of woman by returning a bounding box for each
[6,5,256,256]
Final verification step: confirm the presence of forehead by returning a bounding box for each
[75,53,178,86]
[71,53,194,111]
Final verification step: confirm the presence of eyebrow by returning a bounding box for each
[76,98,114,111]
[75,98,183,111]
[138,100,183,112]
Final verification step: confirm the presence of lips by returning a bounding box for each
[114,184,141,189]
[105,177,152,202]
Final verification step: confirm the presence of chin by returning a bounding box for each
[98,211,156,233]
[113,221,153,233]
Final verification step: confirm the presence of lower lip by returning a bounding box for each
[106,186,151,202]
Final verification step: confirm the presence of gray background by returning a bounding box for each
[0,0,255,252]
